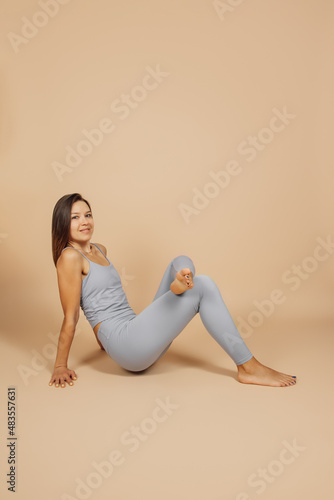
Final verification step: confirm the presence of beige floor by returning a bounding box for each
[0,313,333,500]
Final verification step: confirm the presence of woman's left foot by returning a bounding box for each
[170,268,194,294]
[237,356,297,387]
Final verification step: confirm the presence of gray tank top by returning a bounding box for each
[60,243,136,329]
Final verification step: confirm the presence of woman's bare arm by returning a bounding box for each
[49,250,82,388]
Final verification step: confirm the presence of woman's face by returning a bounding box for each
[68,200,94,245]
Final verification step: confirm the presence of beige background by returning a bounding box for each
[0,1,333,499]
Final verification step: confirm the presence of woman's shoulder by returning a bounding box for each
[56,247,83,270]
[94,242,107,255]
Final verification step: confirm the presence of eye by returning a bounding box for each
[86,214,92,217]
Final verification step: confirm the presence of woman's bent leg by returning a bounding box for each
[195,275,253,365]
[152,255,196,301]
[98,270,253,372]
[149,255,197,360]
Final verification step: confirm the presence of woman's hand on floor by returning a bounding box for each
[49,366,77,388]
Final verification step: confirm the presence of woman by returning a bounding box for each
[49,193,297,389]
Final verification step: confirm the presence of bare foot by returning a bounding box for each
[170,268,194,295]
[237,356,297,387]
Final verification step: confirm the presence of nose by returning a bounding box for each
[80,219,89,228]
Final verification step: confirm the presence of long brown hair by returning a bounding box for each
[51,193,92,267]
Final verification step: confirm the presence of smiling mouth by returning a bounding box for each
[80,229,91,232]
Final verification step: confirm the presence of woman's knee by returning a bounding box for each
[171,255,196,279]
[193,274,218,295]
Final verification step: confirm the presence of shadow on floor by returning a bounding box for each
[76,346,238,381]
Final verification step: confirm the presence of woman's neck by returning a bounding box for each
[68,242,92,254]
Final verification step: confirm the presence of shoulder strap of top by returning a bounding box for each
[61,246,90,262]
[91,243,111,263]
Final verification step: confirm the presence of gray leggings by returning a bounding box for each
[97,255,254,372]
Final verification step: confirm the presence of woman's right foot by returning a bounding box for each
[237,356,297,387]
[170,269,194,294]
